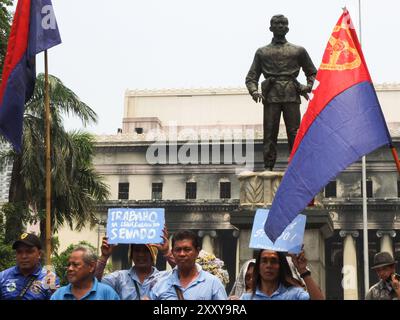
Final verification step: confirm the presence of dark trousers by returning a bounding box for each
[263,102,300,170]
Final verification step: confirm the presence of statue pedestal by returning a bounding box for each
[238,170,324,209]
[237,170,284,209]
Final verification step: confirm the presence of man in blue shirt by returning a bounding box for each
[0,233,59,300]
[51,245,119,300]
[150,230,227,300]
[95,228,175,300]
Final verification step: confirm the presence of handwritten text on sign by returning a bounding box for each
[107,208,165,244]
[249,209,306,254]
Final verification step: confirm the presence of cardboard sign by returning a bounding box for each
[249,209,306,254]
[107,208,165,244]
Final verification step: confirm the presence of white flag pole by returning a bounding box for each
[359,0,370,298]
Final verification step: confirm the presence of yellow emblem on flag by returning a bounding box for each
[20,233,28,239]
[320,24,361,71]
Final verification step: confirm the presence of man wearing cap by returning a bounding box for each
[0,233,59,300]
[95,228,175,300]
[366,251,400,300]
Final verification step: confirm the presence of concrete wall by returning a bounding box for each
[94,172,241,201]
[123,85,400,131]
[56,225,101,253]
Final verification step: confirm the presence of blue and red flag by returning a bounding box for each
[264,9,392,241]
[0,0,61,152]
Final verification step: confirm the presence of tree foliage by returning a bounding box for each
[0,74,110,248]
[0,208,14,270]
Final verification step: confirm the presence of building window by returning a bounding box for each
[135,127,143,134]
[118,183,129,200]
[220,182,231,199]
[185,182,197,200]
[152,183,163,200]
[324,181,337,198]
[361,180,373,198]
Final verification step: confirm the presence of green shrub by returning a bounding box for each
[0,210,15,271]
[0,238,15,271]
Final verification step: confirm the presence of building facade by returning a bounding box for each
[0,142,12,204]
[56,84,400,299]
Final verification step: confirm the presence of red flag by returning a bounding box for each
[265,9,391,241]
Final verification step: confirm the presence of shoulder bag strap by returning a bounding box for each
[15,275,37,300]
[173,285,185,300]
[133,280,141,300]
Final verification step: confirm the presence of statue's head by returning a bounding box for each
[269,14,289,37]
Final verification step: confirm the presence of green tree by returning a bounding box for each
[0,74,110,250]
[0,0,12,76]
[0,208,14,270]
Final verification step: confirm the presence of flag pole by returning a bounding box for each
[359,0,370,298]
[44,50,52,265]
[390,146,400,175]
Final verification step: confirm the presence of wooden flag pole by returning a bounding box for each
[44,50,52,265]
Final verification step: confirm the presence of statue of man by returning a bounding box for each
[246,14,317,171]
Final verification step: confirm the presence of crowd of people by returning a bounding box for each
[1,231,399,300]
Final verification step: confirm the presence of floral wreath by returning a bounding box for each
[196,250,229,286]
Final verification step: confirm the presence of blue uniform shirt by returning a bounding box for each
[0,265,60,300]
[50,278,120,300]
[149,264,227,300]
[240,284,309,300]
[101,266,167,300]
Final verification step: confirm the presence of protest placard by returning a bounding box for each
[249,209,306,253]
[107,208,165,244]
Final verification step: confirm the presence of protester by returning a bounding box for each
[366,251,400,300]
[149,230,227,300]
[229,259,256,299]
[51,245,119,300]
[95,228,175,300]
[240,249,324,300]
[0,233,59,300]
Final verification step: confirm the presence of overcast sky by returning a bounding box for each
[23,0,400,134]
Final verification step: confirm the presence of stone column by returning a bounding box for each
[232,230,240,277]
[166,235,173,271]
[198,230,217,254]
[376,230,396,256]
[340,230,359,300]
[303,229,326,294]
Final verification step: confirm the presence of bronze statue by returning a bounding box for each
[246,14,317,171]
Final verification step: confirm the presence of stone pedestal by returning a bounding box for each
[238,171,284,208]
[238,170,324,209]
